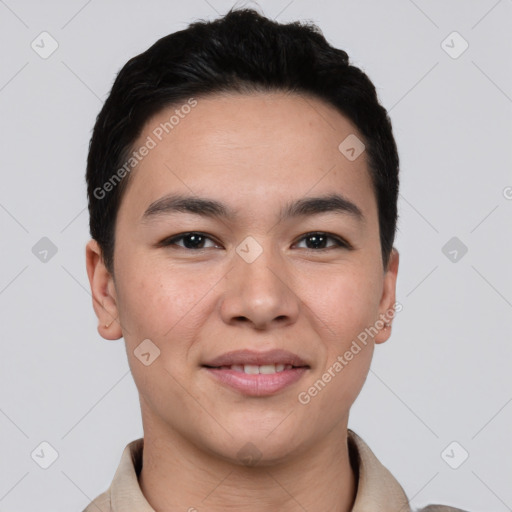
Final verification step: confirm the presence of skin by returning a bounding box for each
[86,91,399,512]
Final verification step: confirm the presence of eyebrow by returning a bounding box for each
[141,193,364,223]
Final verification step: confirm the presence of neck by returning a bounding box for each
[138,414,357,512]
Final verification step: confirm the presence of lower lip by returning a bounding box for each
[202,367,308,396]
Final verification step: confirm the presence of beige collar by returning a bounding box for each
[348,429,410,511]
[86,429,410,511]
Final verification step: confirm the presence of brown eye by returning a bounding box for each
[295,232,349,250]
[160,232,220,249]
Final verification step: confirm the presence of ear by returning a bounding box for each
[374,247,399,345]
[85,239,123,340]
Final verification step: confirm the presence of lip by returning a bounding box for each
[201,349,310,397]
[202,349,309,368]
[202,367,308,396]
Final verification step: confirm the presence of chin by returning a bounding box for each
[201,417,309,466]
[211,434,303,468]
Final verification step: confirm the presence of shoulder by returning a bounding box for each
[81,488,111,512]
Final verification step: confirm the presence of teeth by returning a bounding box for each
[225,364,292,374]
[259,364,276,374]
[244,364,260,374]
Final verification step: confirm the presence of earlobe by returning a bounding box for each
[374,247,400,345]
[85,239,123,340]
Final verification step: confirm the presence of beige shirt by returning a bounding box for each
[83,429,466,512]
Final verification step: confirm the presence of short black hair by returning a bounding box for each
[86,7,399,275]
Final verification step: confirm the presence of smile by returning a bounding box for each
[201,349,310,396]
[208,363,294,374]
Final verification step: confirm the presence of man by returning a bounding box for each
[84,8,468,511]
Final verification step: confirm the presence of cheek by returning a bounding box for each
[115,258,220,342]
[303,266,382,346]
[115,261,217,420]
[316,346,374,418]
[300,276,377,416]
[319,269,381,401]
[114,259,224,404]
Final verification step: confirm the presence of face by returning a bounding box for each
[86,92,399,464]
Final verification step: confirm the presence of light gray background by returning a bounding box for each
[0,1,511,511]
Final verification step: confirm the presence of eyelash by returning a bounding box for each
[158,231,352,251]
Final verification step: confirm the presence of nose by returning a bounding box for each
[220,245,300,331]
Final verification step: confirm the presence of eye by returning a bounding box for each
[158,231,350,251]
[294,232,350,250]
[159,232,221,250]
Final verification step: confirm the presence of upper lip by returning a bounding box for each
[202,349,309,368]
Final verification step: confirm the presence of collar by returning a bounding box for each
[87,429,410,511]
[347,429,410,511]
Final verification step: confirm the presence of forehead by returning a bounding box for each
[118,92,376,224]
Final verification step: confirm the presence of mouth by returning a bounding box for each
[203,363,301,374]
[201,349,310,396]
